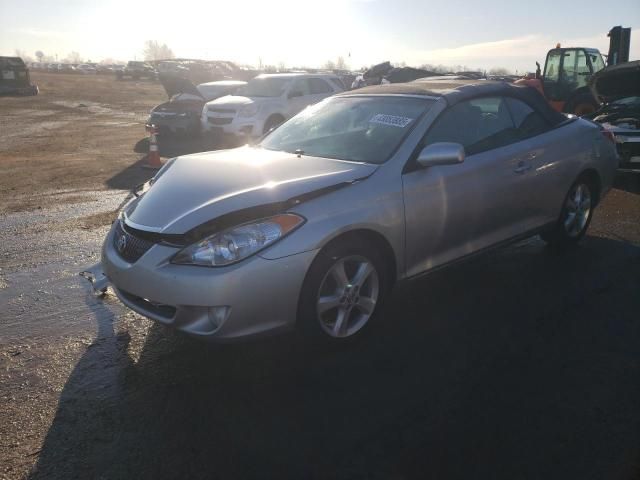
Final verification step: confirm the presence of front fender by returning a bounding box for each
[259,170,406,278]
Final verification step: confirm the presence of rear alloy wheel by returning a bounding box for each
[542,178,594,248]
[298,239,389,343]
[563,183,592,238]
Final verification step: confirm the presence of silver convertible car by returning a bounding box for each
[98,81,618,343]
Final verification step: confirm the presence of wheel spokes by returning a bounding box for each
[332,307,350,336]
[573,185,583,205]
[318,294,341,314]
[330,260,350,289]
[356,296,376,315]
[351,261,373,288]
[564,212,577,230]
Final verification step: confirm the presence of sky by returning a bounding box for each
[1,0,639,73]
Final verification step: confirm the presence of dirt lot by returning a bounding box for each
[1,73,640,480]
[0,72,166,214]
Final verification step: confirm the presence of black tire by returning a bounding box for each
[541,175,596,249]
[263,115,285,135]
[297,237,391,344]
[564,91,599,116]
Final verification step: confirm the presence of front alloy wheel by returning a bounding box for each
[316,255,380,338]
[298,238,389,343]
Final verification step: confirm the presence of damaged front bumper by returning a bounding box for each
[79,263,110,295]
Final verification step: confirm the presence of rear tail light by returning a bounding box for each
[601,128,616,144]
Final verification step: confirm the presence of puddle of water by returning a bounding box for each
[0,190,133,345]
[51,99,143,120]
[3,109,58,117]
[101,121,139,127]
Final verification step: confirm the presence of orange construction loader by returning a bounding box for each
[515,26,631,116]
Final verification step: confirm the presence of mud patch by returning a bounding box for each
[0,120,72,152]
[74,210,118,230]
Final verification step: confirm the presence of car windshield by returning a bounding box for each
[237,77,290,97]
[261,96,434,164]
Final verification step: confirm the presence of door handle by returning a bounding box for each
[514,161,532,174]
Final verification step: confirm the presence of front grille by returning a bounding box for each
[113,221,156,263]
[208,108,236,114]
[208,117,232,125]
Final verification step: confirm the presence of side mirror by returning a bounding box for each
[416,142,465,168]
[288,90,303,99]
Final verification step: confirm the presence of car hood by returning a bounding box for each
[589,60,640,103]
[124,146,377,234]
[151,98,204,115]
[205,95,271,108]
[158,74,203,99]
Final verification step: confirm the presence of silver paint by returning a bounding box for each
[101,94,619,340]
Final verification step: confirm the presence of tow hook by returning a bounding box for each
[79,263,110,296]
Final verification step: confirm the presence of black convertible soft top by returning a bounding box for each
[341,80,567,127]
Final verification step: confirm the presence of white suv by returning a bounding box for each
[201,73,345,141]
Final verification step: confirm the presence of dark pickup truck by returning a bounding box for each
[0,57,38,95]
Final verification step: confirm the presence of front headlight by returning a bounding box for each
[172,213,304,267]
[239,104,259,118]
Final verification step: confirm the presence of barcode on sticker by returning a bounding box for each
[369,114,413,128]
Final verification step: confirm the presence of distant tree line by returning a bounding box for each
[13,43,515,76]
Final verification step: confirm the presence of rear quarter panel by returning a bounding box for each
[535,118,615,221]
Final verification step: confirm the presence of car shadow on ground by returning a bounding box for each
[107,134,238,191]
[30,236,640,480]
[133,134,227,158]
[104,157,157,191]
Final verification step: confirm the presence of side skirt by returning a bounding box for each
[398,222,556,285]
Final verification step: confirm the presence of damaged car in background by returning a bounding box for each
[147,77,246,136]
[91,82,618,344]
[588,60,640,175]
[0,56,38,95]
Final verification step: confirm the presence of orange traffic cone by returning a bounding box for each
[143,126,162,169]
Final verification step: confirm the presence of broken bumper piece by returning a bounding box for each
[79,263,110,294]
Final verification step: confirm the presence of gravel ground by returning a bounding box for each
[1,74,639,480]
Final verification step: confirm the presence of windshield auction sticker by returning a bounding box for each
[369,114,413,128]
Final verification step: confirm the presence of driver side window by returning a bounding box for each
[422,97,518,156]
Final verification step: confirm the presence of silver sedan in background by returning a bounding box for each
[99,81,618,343]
